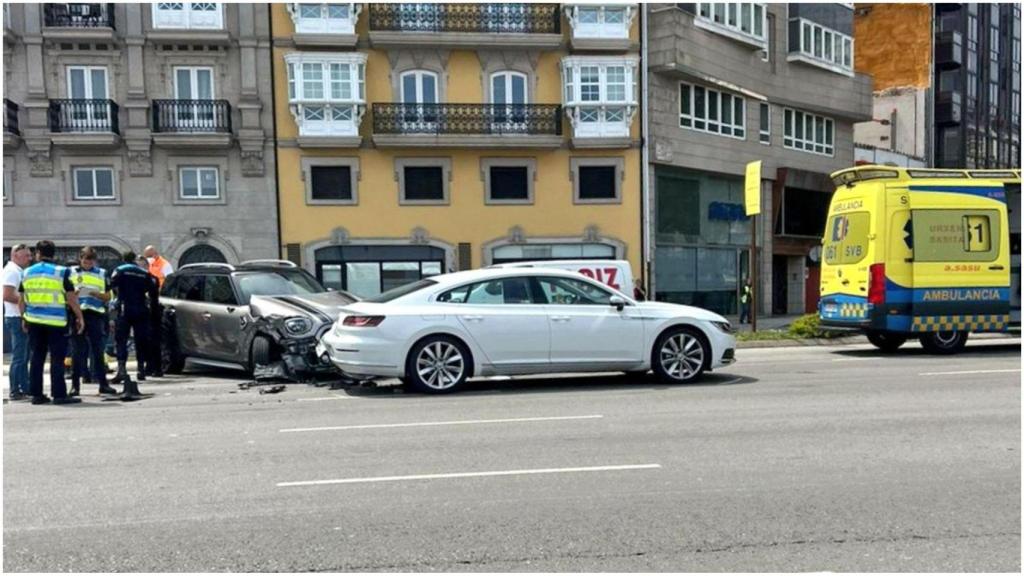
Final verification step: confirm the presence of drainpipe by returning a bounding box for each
[640,5,651,295]
[268,7,284,261]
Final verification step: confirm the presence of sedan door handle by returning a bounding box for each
[551,315,571,322]
[461,315,483,322]
[202,312,212,320]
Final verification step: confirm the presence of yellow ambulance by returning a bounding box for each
[819,166,1021,353]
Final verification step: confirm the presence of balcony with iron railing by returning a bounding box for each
[43,3,115,40]
[371,102,563,148]
[48,99,120,146]
[152,99,233,148]
[367,3,562,49]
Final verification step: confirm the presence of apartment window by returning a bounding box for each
[312,167,352,201]
[288,3,358,35]
[571,157,623,204]
[789,17,854,76]
[783,108,834,156]
[396,158,451,205]
[73,167,115,200]
[285,52,367,137]
[152,3,223,30]
[481,158,536,205]
[562,56,639,138]
[179,167,219,199]
[759,102,771,144]
[695,3,767,48]
[567,4,632,39]
[679,83,746,139]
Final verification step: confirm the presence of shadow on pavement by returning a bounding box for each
[341,371,758,399]
[830,342,1021,359]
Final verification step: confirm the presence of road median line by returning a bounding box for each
[276,463,661,487]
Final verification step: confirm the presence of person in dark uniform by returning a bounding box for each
[109,251,158,387]
[137,256,164,378]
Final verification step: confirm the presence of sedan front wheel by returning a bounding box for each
[405,336,471,394]
[652,327,708,383]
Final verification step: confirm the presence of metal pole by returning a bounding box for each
[751,213,758,332]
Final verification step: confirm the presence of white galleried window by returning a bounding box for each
[789,17,854,76]
[784,108,834,156]
[285,52,367,137]
[565,4,636,39]
[561,56,638,138]
[679,82,746,139]
[153,3,223,30]
[287,3,360,35]
[695,3,767,49]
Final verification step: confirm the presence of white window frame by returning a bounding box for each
[759,101,771,145]
[284,52,367,137]
[565,4,635,39]
[788,17,854,76]
[561,56,639,138]
[173,66,215,100]
[72,167,116,200]
[287,3,360,35]
[152,3,224,30]
[783,107,834,156]
[678,82,746,140]
[178,166,220,200]
[695,3,767,49]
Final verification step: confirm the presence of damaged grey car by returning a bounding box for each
[159,260,357,379]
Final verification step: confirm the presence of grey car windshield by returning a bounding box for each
[236,271,325,303]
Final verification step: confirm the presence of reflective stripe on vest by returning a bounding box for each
[73,265,106,314]
[22,262,68,327]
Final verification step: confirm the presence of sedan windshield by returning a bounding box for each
[367,279,437,303]
[236,271,325,303]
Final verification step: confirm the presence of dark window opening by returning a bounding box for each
[404,166,444,201]
[310,166,353,201]
[489,166,529,201]
[775,187,832,237]
[578,165,616,200]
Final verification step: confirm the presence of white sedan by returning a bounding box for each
[317,267,736,393]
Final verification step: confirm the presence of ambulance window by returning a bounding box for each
[911,209,1001,262]
[824,212,869,265]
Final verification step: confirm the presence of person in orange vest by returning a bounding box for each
[143,245,173,287]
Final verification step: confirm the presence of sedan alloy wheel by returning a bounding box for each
[406,337,470,393]
[654,328,707,383]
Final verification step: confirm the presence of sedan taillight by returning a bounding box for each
[342,315,385,327]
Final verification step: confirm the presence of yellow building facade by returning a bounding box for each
[271,3,642,297]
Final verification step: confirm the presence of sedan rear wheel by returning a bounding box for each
[653,327,707,383]
[406,336,470,394]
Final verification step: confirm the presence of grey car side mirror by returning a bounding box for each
[609,295,626,312]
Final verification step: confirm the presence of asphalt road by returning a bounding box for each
[3,338,1020,572]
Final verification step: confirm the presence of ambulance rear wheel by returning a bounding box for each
[866,331,907,353]
[919,331,969,355]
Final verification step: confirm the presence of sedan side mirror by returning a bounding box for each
[609,295,626,312]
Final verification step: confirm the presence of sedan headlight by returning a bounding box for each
[710,320,733,334]
[284,317,313,335]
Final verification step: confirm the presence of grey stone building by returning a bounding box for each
[645,3,872,317]
[2,3,277,269]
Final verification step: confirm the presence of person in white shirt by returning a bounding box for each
[3,244,32,399]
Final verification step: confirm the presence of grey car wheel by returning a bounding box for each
[652,328,707,383]
[405,336,470,394]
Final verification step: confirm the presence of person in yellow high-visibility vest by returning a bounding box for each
[18,240,85,405]
[69,247,118,397]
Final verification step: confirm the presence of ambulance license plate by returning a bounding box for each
[823,303,838,315]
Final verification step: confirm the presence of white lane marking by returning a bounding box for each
[276,463,661,487]
[296,395,352,402]
[279,414,603,433]
[831,357,872,362]
[919,368,1021,376]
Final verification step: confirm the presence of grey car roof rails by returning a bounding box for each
[178,262,236,271]
[239,259,298,268]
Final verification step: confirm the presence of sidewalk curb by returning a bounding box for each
[737,333,1020,349]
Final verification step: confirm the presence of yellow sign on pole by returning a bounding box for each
[744,160,762,216]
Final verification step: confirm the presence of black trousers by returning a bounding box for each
[147,306,162,373]
[27,322,69,399]
[115,311,149,371]
[72,312,108,387]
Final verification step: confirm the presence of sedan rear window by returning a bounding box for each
[367,279,437,303]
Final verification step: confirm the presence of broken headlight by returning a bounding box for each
[284,317,313,336]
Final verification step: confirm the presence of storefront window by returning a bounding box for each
[314,244,445,298]
[491,243,615,264]
[654,246,743,315]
